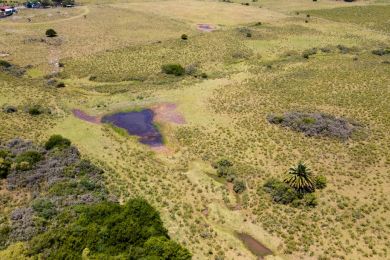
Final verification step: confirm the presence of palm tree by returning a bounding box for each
[284,162,315,193]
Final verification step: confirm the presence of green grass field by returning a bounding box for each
[1,0,390,259]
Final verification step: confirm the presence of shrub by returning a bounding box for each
[263,178,299,204]
[143,236,192,259]
[45,135,71,150]
[303,193,318,207]
[32,199,57,219]
[0,150,12,179]
[226,174,236,182]
[45,29,57,38]
[201,72,208,79]
[56,82,65,88]
[27,105,43,116]
[246,32,252,38]
[372,48,390,56]
[0,60,12,68]
[302,48,317,59]
[15,151,42,170]
[214,159,233,168]
[233,179,246,194]
[161,64,185,76]
[315,175,327,189]
[181,34,188,40]
[217,166,234,177]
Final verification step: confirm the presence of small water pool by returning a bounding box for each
[101,109,163,147]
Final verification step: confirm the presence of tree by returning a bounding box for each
[284,162,315,193]
[46,29,57,38]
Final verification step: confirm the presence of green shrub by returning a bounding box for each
[45,29,57,38]
[213,158,233,169]
[0,150,12,179]
[216,165,235,177]
[181,34,188,40]
[45,135,71,150]
[32,199,57,219]
[27,105,43,116]
[15,151,42,170]
[161,64,185,76]
[315,175,327,189]
[144,236,192,259]
[29,199,191,259]
[303,193,318,207]
[233,179,246,194]
[263,178,299,204]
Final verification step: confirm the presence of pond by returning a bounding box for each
[101,109,163,147]
[236,232,273,259]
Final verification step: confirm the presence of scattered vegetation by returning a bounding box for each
[267,112,360,140]
[263,163,324,207]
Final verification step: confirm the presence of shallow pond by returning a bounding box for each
[101,109,163,146]
[236,232,273,259]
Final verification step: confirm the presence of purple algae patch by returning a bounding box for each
[101,109,163,147]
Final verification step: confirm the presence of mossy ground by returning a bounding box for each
[1,0,390,259]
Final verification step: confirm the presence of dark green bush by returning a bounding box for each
[0,60,12,68]
[213,158,233,168]
[45,135,71,150]
[263,178,299,204]
[32,199,57,219]
[161,64,185,76]
[29,199,191,259]
[233,179,246,194]
[0,150,12,179]
[27,105,44,116]
[45,29,57,37]
[181,34,188,40]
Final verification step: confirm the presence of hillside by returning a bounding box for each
[1,0,389,259]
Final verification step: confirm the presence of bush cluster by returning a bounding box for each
[267,112,359,140]
[29,199,191,259]
[263,163,327,208]
[212,159,246,193]
[161,64,185,76]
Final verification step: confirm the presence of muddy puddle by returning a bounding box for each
[236,232,273,259]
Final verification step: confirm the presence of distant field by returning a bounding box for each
[115,0,285,25]
[62,30,251,82]
[309,5,390,33]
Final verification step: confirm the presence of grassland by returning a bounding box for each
[1,0,390,259]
